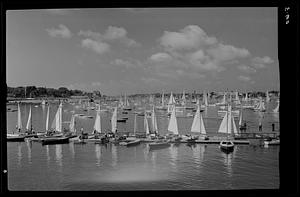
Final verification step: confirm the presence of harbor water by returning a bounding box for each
[6,101,280,190]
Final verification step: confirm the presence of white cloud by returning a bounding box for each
[149,53,172,62]
[46,24,72,38]
[252,56,274,69]
[81,38,110,54]
[159,25,217,52]
[237,64,256,73]
[110,59,137,68]
[207,43,250,62]
[78,26,140,47]
[238,75,251,82]
[154,25,252,75]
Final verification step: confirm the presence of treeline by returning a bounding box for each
[7,86,102,98]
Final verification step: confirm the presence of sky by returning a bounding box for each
[6,8,279,96]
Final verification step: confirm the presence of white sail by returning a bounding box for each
[45,105,50,131]
[26,106,32,131]
[151,106,158,134]
[111,107,117,133]
[168,106,179,135]
[218,105,237,135]
[221,93,226,105]
[161,91,165,106]
[218,109,229,134]
[191,104,206,134]
[231,108,238,135]
[144,111,150,135]
[235,91,241,105]
[17,103,22,130]
[181,91,186,106]
[245,93,248,102]
[94,109,102,133]
[51,103,63,132]
[133,114,137,135]
[168,92,176,105]
[273,102,279,113]
[203,91,208,106]
[238,109,243,127]
[266,91,270,102]
[118,96,123,108]
[69,115,76,133]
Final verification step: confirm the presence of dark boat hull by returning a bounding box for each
[41,137,69,145]
[7,136,25,142]
[220,145,234,153]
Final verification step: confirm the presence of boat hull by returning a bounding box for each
[219,143,234,153]
[7,136,25,142]
[148,142,171,150]
[41,137,69,145]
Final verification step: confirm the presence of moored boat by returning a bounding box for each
[148,140,171,150]
[7,134,25,142]
[41,136,70,145]
[219,140,234,153]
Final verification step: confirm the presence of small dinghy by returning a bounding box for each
[219,140,234,153]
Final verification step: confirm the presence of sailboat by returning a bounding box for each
[254,97,266,112]
[66,114,79,139]
[218,105,238,153]
[190,103,207,140]
[123,94,132,110]
[24,105,37,137]
[266,91,270,102]
[144,111,150,135]
[216,92,227,106]
[111,107,118,135]
[234,91,241,106]
[119,113,141,146]
[40,102,69,145]
[151,106,158,136]
[157,91,167,110]
[273,101,279,113]
[149,105,177,149]
[167,92,176,114]
[7,102,26,142]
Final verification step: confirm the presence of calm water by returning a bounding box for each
[6,101,280,190]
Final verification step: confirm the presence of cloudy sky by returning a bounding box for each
[6,8,279,96]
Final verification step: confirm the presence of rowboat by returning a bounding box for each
[219,140,234,153]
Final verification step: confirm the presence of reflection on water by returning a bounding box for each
[26,140,32,164]
[169,145,178,169]
[55,145,63,167]
[69,142,75,159]
[221,148,236,177]
[192,144,206,168]
[17,143,22,167]
[150,150,157,172]
[111,144,117,167]
[45,145,50,163]
[95,144,101,167]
